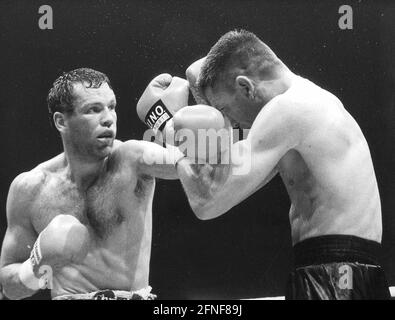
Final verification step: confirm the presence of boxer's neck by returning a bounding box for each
[63,147,108,189]
[238,71,295,128]
[258,70,295,104]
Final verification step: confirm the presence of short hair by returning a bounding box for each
[47,68,112,125]
[198,29,280,92]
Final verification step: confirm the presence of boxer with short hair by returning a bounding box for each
[0,68,187,300]
[175,30,390,299]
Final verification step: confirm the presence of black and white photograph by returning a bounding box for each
[0,0,394,306]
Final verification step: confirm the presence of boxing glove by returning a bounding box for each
[18,215,90,290]
[171,105,230,164]
[137,73,189,135]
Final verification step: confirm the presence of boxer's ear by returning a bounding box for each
[235,76,255,100]
[53,112,67,133]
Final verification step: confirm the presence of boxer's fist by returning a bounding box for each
[172,105,230,163]
[18,215,90,291]
[185,57,209,105]
[37,215,90,270]
[137,74,189,134]
[173,105,225,131]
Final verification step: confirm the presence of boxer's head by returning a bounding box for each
[198,29,290,128]
[47,68,117,160]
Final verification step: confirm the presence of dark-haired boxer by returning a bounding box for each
[0,68,188,300]
[174,30,390,300]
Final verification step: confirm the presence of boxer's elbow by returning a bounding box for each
[3,287,23,300]
[192,206,211,220]
[0,265,37,300]
[2,281,35,300]
[190,198,222,220]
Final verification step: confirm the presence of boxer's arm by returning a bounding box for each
[177,98,302,219]
[185,57,209,105]
[122,140,180,180]
[0,174,39,299]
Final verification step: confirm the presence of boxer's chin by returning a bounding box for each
[96,141,114,158]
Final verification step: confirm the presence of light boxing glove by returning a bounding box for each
[171,105,231,164]
[18,215,90,291]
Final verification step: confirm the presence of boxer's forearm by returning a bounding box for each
[176,158,230,219]
[138,148,179,180]
[0,263,37,300]
[177,139,281,220]
[185,56,208,105]
[177,163,214,203]
[123,140,179,180]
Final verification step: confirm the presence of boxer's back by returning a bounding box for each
[277,77,382,245]
[20,142,155,297]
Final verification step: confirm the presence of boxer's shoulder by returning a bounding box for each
[269,82,342,130]
[9,169,46,198]
[93,139,139,168]
[108,140,149,174]
[8,153,67,202]
[256,92,304,128]
[6,169,47,224]
[252,90,339,151]
[115,139,153,163]
[112,139,138,159]
[285,77,343,112]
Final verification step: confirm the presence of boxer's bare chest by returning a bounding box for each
[31,167,155,239]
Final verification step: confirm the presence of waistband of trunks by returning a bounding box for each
[292,234,382,268]
[52,286,156,300]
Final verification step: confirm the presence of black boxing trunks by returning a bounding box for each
[52,287,157,300]
[285,235,390,300]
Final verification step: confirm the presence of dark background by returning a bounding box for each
[0,0,394,299]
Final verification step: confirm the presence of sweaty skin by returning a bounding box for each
[0,81,177,299]
[0,140,176,298]
[177,75,382,245]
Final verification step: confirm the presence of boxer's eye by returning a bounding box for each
[87,106,100,113]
